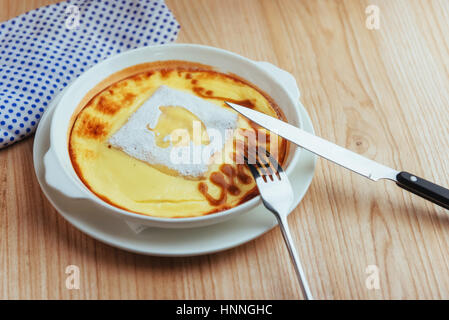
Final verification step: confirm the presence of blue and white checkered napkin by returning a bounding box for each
[0,0,180,149]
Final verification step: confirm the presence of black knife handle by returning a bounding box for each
[396,171,449,210]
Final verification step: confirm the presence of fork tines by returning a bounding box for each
[243,147,283,180]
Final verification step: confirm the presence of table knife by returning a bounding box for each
[225,102,449,210]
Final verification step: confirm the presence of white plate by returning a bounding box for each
[33,90,316,257]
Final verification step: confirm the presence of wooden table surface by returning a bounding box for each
[1,0,449,300]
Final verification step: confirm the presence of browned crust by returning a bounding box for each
[68,60,215,138]
[68,60,289,218]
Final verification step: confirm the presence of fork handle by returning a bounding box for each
[275,214,314,300]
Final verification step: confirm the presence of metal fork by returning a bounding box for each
[244,149,313,300]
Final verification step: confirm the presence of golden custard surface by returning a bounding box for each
[69,67,286,218]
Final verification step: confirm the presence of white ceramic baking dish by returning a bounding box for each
[44,44,303,228]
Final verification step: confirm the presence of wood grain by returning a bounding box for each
[1,0,449,299]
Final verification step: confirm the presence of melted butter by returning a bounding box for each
[147,105,210,148]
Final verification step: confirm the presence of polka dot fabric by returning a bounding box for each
[0,0,180,149]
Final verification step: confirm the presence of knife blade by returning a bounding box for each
[225,101,449,210]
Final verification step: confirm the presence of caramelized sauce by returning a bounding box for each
[236,164,252,184]
[189,75,278,208]
[198,163,253,206]
[192,86,257,109]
